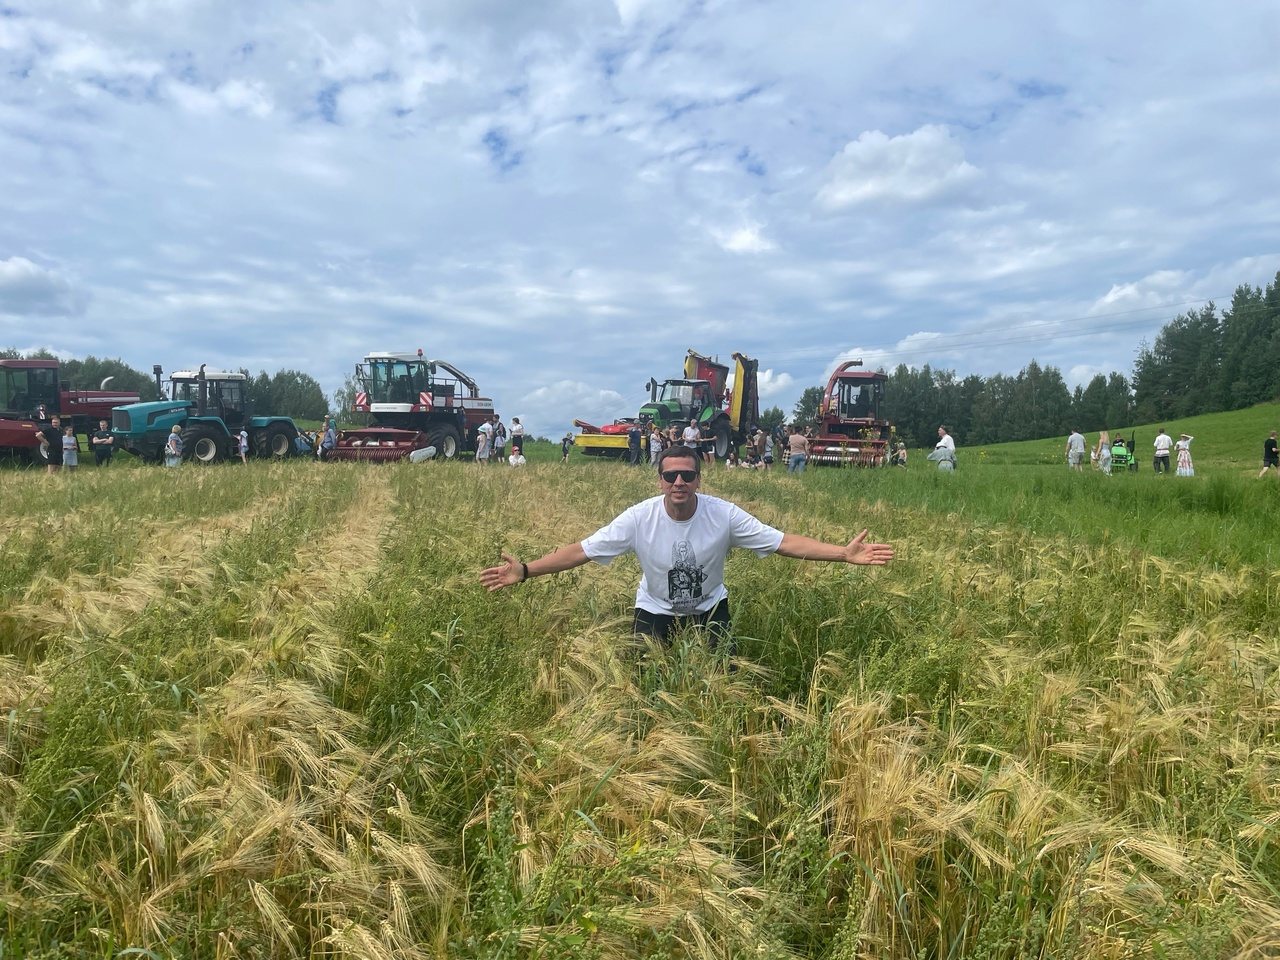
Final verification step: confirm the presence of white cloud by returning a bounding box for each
[0,258,87,317]
[755,368,795,400]
[816,125,980,210]
[712,222,776,254]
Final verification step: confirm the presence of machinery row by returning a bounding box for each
[0,348,896,467]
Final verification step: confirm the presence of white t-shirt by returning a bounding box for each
[681,425,701,445]
[1154,433,1173,455]
[1068,432,1085,454]
[935,434,955,453]
[477,422,493,438]
[508,453,526,466]
[581,494,784,616]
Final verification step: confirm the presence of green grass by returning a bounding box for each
[1,443,1278,958]
[970,399,1280,467]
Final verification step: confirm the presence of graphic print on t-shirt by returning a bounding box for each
[667,539,706,611]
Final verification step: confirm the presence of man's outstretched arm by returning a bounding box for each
[480,543,591,591]
[775,528,894,566]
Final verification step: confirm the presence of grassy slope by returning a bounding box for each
[968,399,1280,467]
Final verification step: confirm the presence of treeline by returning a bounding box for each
[0,349,330,420]
[1133,273,1280,422]
[879,362,1135,449]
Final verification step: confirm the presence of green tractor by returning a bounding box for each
[110,365,305,464]
[573,350,760,459]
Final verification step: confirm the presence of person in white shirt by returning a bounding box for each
[1153,427,1173,474]
[1065,428,1085,471]
[928,425,956,471]
[476,419,493,465]
[480,444,894,644]
[510,417,525,455]
[508,451,527,467]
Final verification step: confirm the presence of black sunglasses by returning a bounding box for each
[660,469,699,483]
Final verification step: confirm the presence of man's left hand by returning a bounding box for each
[844,529,894,565]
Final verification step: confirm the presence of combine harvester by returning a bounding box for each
[807,360,893,467]
[574,350,759,460]
[332,349,494,462]
[0,357,141,462]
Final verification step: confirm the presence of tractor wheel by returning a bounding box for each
[713,421,732,460]
[257,424,296,459]
[183,427,223,464]
[427,424,461,460]
[35,439,50,465]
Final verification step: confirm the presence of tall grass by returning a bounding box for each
[1,457,1278,958]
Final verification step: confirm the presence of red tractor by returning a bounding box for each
[0,358,143,462]
[807,360,893,467]
[331,349,495,462]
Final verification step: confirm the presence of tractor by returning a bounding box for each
[111,365,303,463]
[574,350,760,460]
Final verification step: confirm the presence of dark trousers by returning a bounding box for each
[633,599,732,648]
[1154,454,1170,473]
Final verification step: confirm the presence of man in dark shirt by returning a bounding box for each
[627,422,643,466]
[1260,431,1279,479]
[92,419,115,466]
[40,415,64,474]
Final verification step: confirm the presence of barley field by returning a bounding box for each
[1,451,1278,959]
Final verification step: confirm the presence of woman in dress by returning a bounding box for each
[61,426,79,472]
[1095,430,1112,475]
[1175,433,1195,477]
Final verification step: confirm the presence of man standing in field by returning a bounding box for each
[91,419,115,466]
[38,415,63,474]
[479,445,894,644]
[1065,428,1085,471]
[1153,428,1173,474]
[1259,431,1278,478]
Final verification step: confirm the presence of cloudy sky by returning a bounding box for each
[1,1,1277,434]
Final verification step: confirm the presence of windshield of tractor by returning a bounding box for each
[1,366,57,415]
[365,360,430,403]
[170,380,200,404]
[833,380,879,420]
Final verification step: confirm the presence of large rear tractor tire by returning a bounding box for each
[713,421,732,460]
[427,424,461,460]
[257,424,296,460]
[184,426,223,464]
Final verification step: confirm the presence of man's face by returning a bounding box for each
[99,420,108,428]
[658,456,700,506]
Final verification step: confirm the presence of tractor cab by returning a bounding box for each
[0,361,59,418]
[644,379,713,424]
[169,370,249,427]
[828,376,882,422]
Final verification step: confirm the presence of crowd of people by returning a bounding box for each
[1067,427,1201,477]
[474,414,527,467]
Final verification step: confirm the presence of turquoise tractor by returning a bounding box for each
[111,365,306,464]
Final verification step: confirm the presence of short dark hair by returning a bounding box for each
[656,444,701,474]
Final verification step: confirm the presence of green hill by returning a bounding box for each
[967,400,1280,469]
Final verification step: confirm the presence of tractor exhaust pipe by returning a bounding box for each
[153,364,164,400]
[197,364,208,417]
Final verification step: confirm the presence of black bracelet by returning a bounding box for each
[520,562,529,583]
